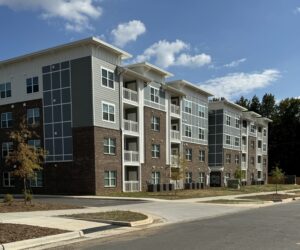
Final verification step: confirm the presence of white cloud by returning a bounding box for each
[0,0,102,32]
[111,20,146,47]
[135,39,212,68]
[295,7,300,14]
[224,58,247,68]
[199,69,281,99]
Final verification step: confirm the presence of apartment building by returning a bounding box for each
[208,98,271,187]
[0,37,271,194]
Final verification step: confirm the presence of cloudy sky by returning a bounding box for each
[0,0,299,101]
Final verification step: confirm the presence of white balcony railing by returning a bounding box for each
[257,132,262,138]
[123,88,138,103]
[171,104,180,115]
[242,127,247,134]
[124,150,139,163]
[257,148,262,154]
[171,130,180,141]
[257,163,262,170]
[123,120,139,133]
[242,145,247,152]
[171,155,179,168]
[124,181,140,192]
[241,162,247,169]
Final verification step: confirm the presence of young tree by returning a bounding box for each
[271,165,284,194]
[260,93,276,118]
[249,95,261,114]
[170,155,186,195]
[236,96,250,109]
[5,118,46,197]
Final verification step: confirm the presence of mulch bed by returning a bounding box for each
[0,201,82,213]
[239,193,298,201]
[0,223,68,244]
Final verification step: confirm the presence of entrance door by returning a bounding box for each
[210,172,221,187]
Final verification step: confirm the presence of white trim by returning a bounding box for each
[101,101,116,123]
[101,66,115,90]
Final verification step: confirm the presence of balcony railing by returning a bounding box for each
[171,130,180,141]
[124,181,140,192]
[257,132,262,138]
[257,148,262,154]
[257,163,262,170]
[123,88,138,103]
[242,127,247,134]
[241,162,247,169]
[124,150,139,163]
[171,104,180,116]
[171,155,179,168]
[123,120,139,133]
[242,145,247,152]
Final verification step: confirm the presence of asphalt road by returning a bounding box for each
[34,196,148,207]
[53,200,300,250]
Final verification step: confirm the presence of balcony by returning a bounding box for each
[256,163,262,170]
[242,145,247,152]
[257,132,262,138]
[241,162,247,169]
[171,130,180,142]
[170,104,180,117]
[123,88,138,104]
[123,120,139,134]
[171,155,179,168]
[242,127,247,134]
[124,150,139,164]
[124,181,140,192]
[257,148,262,154]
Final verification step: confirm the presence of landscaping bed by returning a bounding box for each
[239,193,299,201]
[0,223,68,244]
[0,200,82,213]
[200,199,264,204]
[65,211,148,222]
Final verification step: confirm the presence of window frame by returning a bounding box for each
[2,142,13,158]
[185,172,192,183]
[198,105,205,118]
[1,112,12,128]
[226,115,231,126]
[103,138,116,155]
[225,154,231,164]
[26,76,39,94]
[185,125,192,137]
[199,150,205,162]
[225,135,231,145]
[30,171,43,187]
[151,171,160,184]
[150,86,160,104]
[198,128,205,140]
[235,154,240,165]
[102,101,115,123]
[151,144,160,158]
[104,170,117,187]
[184,100,192,114]
[185,148,192,161]
[199,172,205,184]
[234,137,240,147]
[27,108,40,126]
[235,118,240,128]
[151,116,160,131]
[101,67,115,89]
[0,82,11,99]
[3,172,15,187]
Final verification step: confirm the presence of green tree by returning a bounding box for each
[5,118,46,199]
[236,96,250,109]
[170,155,186,195]
[260,93,276,118]
[249,95,261,114]
[271,165,284,194]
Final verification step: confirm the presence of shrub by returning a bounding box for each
[3,194,14,205]
[24,192,32,204]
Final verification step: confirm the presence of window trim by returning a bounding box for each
[26,76,39,94]
[151,144,160,158]
[185,148,192,161]
[185,125,192,137]
[30,171,43,187]
[0,82,11,99]
[104,138,116,155]
[184,100,192,114]
[27,108,40,126]
[199,150,205,162]
[1,112,12,128]
[151,171,160,184]
[151,116,160,131]
[198,128,205,140]
[101,67,115,90]
[102,101,116,123]
[2,142,13,158]
[150,86,160,104]
[104,170,117,187]
[3,172,15,187]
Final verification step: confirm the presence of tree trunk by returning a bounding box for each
[23,177,27,204]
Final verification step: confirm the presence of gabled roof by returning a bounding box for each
[126,62,173,78]
[0,37,132,67]
[167,80,214,97]
[209,98,248,112]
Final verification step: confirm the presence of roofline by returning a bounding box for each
[258,117,273,123]
[209,98,248,111]
[126,62,174,78]
[117,66,152,82]
[162,85,186,97]
[168,80,214,97]
[243,110,262,117]
[0,37,132,67]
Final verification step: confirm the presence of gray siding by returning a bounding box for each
[144,82,166,111]
[71,56,93,127]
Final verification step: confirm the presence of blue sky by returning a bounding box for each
[0,0,299,101]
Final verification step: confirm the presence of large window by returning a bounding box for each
[151,172,160,184]
[199,150,205,162]
[263,129,267,136]
[101,68,114,89]
[250,124,256,133]
[0,82,11,98]
[184,100,192,114]
[198,128,205,140]
[2,142,13,158]
[150,87,159,103]
[3,172,14,187]
[152,144,160,158]
[185,148,192,161]
[199,172,205,184]
[104,138,116,155]
[225,135,231,145]
[27,108,40,126]
[185,125,192,137]
[263,143,267,152]
[1,112,12,128]
[235,118,240,128]
[185,172,192,183]
[235,137,240,147]
[198,105,205,118]
[26,77,39,94]
[104,171,116,187]
[151,116,160,131]
[235,155,240,165]
[226,115,231,126]
[30,171,43,187]
[225,154,231,164]
[102,102,115,122]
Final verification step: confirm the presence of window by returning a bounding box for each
[26,77,39,93]
[185,148,192,161]
[3,172,14,187]
[104,171,116,187]
[235,155,240,165]
[235,118,240,128]
[199,150,205,162]
[27,108,40,126]
[199,172,205,184]
[257,155,262,164]
[258,140,262,149]
[250,124,256,133]
[101,68,114,89]
[102,102,115,122]
[150,87,159,103]
[198,105,205,118]
[30,172,43,187]
[185,125,192,137]
[242,154,246,162]
[250,157,255,165]
[242,120,247,128]
[28,139,41,150]
[263,158,267,168]
[257,171,262,179]
[263,143,267,152]
[251,140,255,149]
[184,100,192,114]
[263,129,267,136]
[226,115,231,126]
[104,138,116,155]
[152,144,160,158]
[2,142,13,158]
[198,128,205,140]
[225,154,231,164]
[151,116,160,131]
[242,136,247,145]
[1,112,12,128]
[258,126,262,133]
[186,172,192,183]
[0,82,11,98]
[151,172,160,184]
[225,135,231,145]
[234,137,240,147]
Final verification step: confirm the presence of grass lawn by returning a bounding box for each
[100,184,300,200]
[66,211,148,222]
[0,223,68,244]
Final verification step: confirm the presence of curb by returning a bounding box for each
[0,231,84,250]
